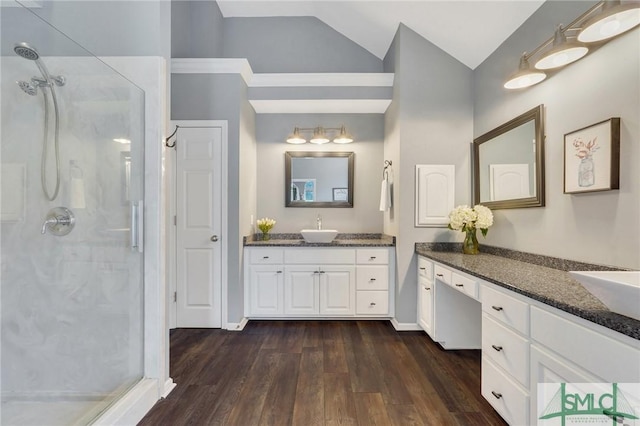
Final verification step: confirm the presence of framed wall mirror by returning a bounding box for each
[285,151,354,207]
[473,105,545,209]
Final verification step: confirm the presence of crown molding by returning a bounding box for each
[249,99,391,114]
[250,73,394,87]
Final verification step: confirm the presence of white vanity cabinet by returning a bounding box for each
[417,257,434,336]
[245,246,394,318]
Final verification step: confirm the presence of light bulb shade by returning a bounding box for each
[286,127,306,144]
[504,54,547,89]
[333,125,353,144]
[535,26,588,69]
[310,127,330,144]
[578,1,640,43]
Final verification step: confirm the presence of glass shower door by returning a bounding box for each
[1,3,145,425]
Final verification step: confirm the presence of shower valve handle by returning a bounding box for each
[41,207,75,236]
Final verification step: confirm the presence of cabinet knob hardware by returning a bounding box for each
[419,267,426,270]
[491,306,503,311]
[370,302,376,306]
[425,287,431,291]
[455,283,464,287]
[263,256,269,259]
[319,271,325,274]
[211,235,219,242]
[370,278,376,281]
[276,271,283,274]
[370,256,376,260]
[436,273,444,277]
[491,391,502,399]
[491,345,503,352]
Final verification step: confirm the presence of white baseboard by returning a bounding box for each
[161,378,176,399]
[390,318,423,331]
[92,378,159,426]
[226,317,248,331]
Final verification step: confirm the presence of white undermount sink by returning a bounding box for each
[301,229,338,243]
[569,271,640,321]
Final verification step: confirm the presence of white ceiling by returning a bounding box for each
[217,0,546,70]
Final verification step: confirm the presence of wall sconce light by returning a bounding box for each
[286,125,353,144]
[504,0,639,90]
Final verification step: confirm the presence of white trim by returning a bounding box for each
[169,120,229,330]
[161,379,176,399]
[0,0,42,7]
[249,99,392,114]
[390,318,423,331]
[250,73,394,87]
[170,58,253,85]
[92,379,159,426]
[226,317,249,331]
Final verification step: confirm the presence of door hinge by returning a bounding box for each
[173,291,177,303]
[173,215,177,226]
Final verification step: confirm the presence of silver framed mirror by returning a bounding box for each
[285,151,354,208]
[473,105,545,209]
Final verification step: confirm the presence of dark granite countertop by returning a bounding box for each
[415,243,640,341]
[244,233,395,247]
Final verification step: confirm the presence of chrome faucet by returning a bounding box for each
[41,216,61,234]
[316,214,322,230]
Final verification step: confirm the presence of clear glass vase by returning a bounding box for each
[261,232,270,241]
[463,227,479,255]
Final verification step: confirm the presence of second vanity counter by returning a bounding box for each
[415,243,639,340]
[244,233,395,247]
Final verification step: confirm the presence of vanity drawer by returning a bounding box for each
[417,257,433,280]
[434,265,451,284]
[356,266,389,290]
[285,248,356,264]
[451,272,478,299]
[249,249,284,264]
[356,249,389,265]
[481,357,529,426]
[356,291,389,315]
[481,284,529,336]
[482,314,529,387]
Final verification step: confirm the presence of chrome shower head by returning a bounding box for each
[17,80,37,96]
[14,42,40,61]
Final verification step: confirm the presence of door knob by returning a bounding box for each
[210,235,219,242]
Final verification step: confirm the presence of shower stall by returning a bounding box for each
[1,3,151,425]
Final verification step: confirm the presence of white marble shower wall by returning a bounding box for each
[1,56,145,399]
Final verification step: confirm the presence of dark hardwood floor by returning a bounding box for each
[138,321,507,426]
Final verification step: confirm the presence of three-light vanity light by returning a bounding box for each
[504,0,640,90]
[286,125,353,144]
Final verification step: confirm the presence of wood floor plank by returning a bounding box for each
[292,348,325,426]
[138,321,507,426]
[323,372,358,426]
[353,393,392,425]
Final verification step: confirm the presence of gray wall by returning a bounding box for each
[256,114,384,233]
[223,16,382,73]
[384,24,474,324]
[171,73,256,324]
[171,0,223,58]
[473,1,640,269]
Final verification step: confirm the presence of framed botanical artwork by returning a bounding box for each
[332,188,348,201]
[564,118,620,194]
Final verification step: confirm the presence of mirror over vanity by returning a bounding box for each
[285,151,354,207]
[473,104,545,209]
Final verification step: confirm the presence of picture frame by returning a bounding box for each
[332,187,348,201]
[563,118,620,194]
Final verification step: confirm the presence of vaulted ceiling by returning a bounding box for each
[217,1,546,70]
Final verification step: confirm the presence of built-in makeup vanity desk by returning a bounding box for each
[243,234,395,319]
[415,243,640,426]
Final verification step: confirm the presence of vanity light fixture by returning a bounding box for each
[504,0,640,90]
[534,25,589,70]
[285,125,354,144]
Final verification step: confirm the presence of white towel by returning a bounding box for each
[379,177,391,211]
[69,177,86,209]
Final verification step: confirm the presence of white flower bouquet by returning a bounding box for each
[256,217,276,240]
[448,205,493,236]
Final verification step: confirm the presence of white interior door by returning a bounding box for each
[176,125,223,327]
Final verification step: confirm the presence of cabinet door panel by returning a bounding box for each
[249,265,283,316]
[320,266,355,316]
[415,164,455,227]
[285,267,319,315]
